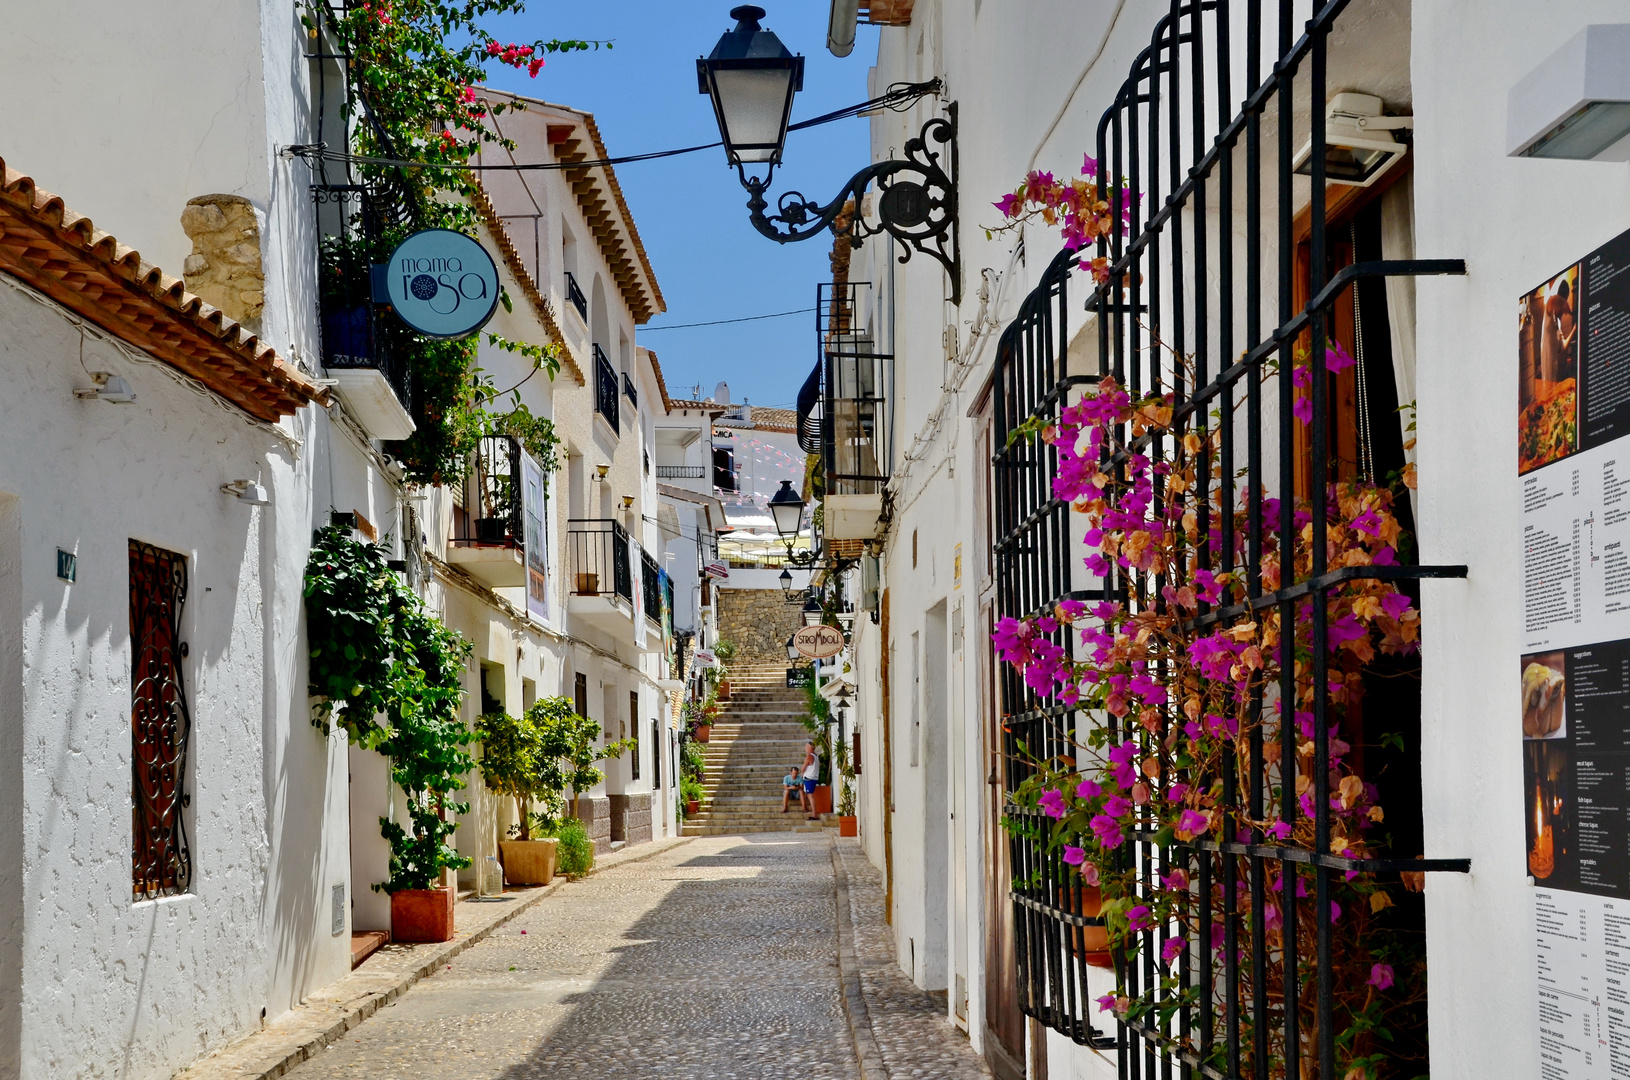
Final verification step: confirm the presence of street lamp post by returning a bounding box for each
[698,6,961,302]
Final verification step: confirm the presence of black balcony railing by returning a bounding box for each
[817,281,891,495]
[568,519,632,603]
[565,270,588,321]
[593,344,620,431]
[314,192,411,413]
[623,371,639,408]
[663,574,675,638]
[656,465,707,480]
[641,550,661,626]
[451,434,522,548]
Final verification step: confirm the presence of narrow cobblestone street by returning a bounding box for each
[284,836,988,1080]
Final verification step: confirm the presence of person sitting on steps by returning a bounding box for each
[781,765,803,813]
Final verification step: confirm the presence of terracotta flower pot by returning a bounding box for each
[575,572,599,595]
[390,886,455,944]
[718,680,731,700]
[693,724,712,743]
[838,815,858,837]
[685,799,701,816]
[1058,882,1112,969]
[498,838,559,886]
[813,784,833,816]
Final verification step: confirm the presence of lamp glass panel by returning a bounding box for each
[712,67,794,161]
[770,498,803,537]
[1293,141,1400,184]
[1524,101,1630,160]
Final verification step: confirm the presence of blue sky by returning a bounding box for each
[479,2,881,409]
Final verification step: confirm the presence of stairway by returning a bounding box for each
[684,662,832,836]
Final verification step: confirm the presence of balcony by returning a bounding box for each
[447,435,525,588]
[622,371,639,409]
[641,550,662,628]
[812,281,892,538]
[316,228,415,441]
[656,465,706,480]
[567,518,634,632]
[593,344,620,432]
[565,270,588,321]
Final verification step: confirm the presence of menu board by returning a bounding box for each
[1522,226,1630,1078]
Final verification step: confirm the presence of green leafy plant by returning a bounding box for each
[475,709,546,841]
[535,816,594,878]
[528,696,633,820]
[304,525,475,893]
[680,775,705,813]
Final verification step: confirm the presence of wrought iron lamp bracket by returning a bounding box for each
[738,104,960,303]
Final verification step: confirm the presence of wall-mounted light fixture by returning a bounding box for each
[593,463,610,483]
[73,372,137,404]
[1292,93,1411,187]
[221,480,271,506]
[1509,24,1630,160]
[621,495,635,511]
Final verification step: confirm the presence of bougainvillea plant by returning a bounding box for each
[987,154,1138,282]
[993,334,1426,1077]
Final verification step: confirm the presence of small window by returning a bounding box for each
[130,540,192,900]
[629,691,641,781]
[574,671,588,720]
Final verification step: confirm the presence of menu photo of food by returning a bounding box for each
[1522,651,1567,740]
[1518,263,1580,474]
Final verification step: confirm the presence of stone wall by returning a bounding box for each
[180,194,264,324]
[574,796,612,853]
[716,588,804,664]
[609,793,652,846]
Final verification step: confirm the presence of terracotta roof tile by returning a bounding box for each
[750,406,797,433]
[0,156,326,422]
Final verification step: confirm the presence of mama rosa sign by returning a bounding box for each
[385,229,500,339]
[792,624,844,659]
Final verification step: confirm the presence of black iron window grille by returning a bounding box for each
[991,3,1470,1077]
[623,372,640,409]
[565,270,589,321]
[664,575,676,638]
[451,434,523,548]
[593,344,621,431]
[568,519,634,603]
[642,550,662,625]
[818,282,892,495]
[130,540,192,901]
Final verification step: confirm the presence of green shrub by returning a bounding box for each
[540,817,594,878]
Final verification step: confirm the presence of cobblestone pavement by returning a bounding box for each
[286,834,857,1080]
[834,840,991,1080]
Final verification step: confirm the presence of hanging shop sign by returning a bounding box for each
[1517,224,1630,1079]
[792,623,844,660]
[384,229,499,339]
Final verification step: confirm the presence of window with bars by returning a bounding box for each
[130,540,192,900]
[630,691,641,781]
[991,3,1469,1077]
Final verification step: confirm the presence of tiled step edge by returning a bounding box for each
[172,836,692,1080]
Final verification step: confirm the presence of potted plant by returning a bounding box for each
[475,710,558,887]
[686,698,717,743]
[530,695,632,824]
[681,775,705,818]
[713,638,738,699]
[836,740,858,836]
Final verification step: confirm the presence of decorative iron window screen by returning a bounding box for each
[991,2,1470,1077]
[819,281,893,495]
[130,540,192,900]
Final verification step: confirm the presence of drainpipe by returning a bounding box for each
[879,586,894,922]
[827,0,859,57]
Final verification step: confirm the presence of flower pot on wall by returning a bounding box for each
[1058,882,1112,969]
[693,724,713,743]
[390,886,455,943]
[498,838,558,886]
[685,799,700,817]
[813,784,832,815]
[838,815,858,837]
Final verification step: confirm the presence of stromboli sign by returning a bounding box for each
[384,229,500,339]
[792,624,844,660]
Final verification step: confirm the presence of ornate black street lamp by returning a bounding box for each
[768,479,806,540]
[699,6,961,301]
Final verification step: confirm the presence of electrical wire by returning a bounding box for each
[283,80,941,173]
[637,307,814,332]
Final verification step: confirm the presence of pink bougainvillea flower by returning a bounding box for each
[1082,153,1100,177]
[1293,395,1314,424]
[1063,844,1086,866]
[1161,937,1186,965]
[1127,905,1154,932]
[1090,814,1125,848]
[1095,992,1119,1014]
[994,192,1020,217]
[1101,794,1132,818]
[1325,340,1356,373]
[1079,861,1100,886]
[1368,962,1395,990]
[1175,809,1210,840]
[1039,787,1067,820]
[1381,590,1413,621]
[1075,778,1102,800]
[1161,868,1189,891]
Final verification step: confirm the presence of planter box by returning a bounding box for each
[390,886,454,943]
[498,838,558,886]
[838,815,858,837]
[693,724,713,743]
[813,784,833,815]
